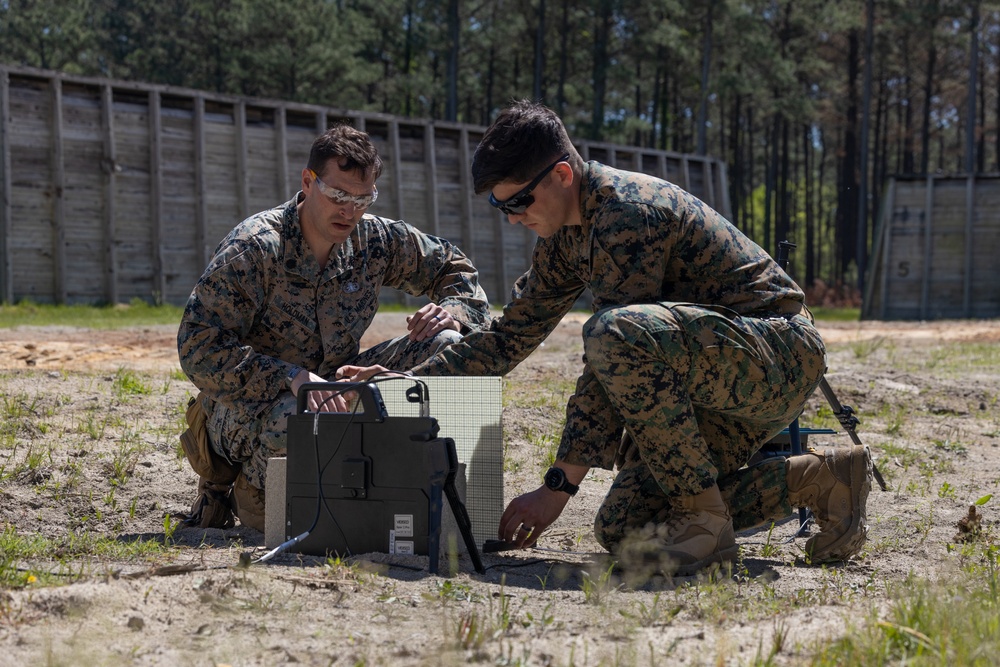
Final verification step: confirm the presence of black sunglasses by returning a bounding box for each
[488,154,570,215]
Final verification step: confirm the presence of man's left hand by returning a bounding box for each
[406,303,458,342]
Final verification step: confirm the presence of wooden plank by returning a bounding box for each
[315,110,326,136]
[702,159,716,211]
[0,70,11,302]
[680,156,691,191]
[920,175,934,318]
[459,128,474,258]
[964,175,975,317]
[424,124,440,236]
[656,154,667,182]
[194,95,208,269]
[389,120,404,220]
[715,161,731,220]
[149,90,165,302]
[101,84,119,303]
[873,179,894,319]
[51,78,66,304]
[276,106,289,200]
[235,101,249,219]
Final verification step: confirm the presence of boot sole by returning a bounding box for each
[670,544,740,577]
[809,445,872,562]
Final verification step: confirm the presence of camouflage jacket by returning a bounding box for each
[411,161,806,470]
[178,194,491,422]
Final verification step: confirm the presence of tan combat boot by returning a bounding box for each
[786,445,872,563]
[233,474,266,532]
[184,478,236,529]
[654,485,738,576]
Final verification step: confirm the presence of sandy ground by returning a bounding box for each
[1,313,999,665]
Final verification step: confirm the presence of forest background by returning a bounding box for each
[0,0,995,298]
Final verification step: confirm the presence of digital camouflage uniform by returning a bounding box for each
[178,194,491,489]
[411,162,827,549]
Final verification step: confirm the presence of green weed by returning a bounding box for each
[580,561,618,605]
[811,559,1000,665]
[113,368,153,400]
[0,299,184,328]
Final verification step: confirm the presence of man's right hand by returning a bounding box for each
[289,369,352,412]
[334,364,403,383]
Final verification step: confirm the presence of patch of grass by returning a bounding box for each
[810,307,860,321]
[811,553,1000,666]
[849,336,888,361]
[0,525,172,588]
[618,592,681,628]
[503,376,575,410]
[0,299,184,328]
[112,368,153,399]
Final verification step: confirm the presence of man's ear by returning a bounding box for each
[553,160,575,188]
[301,168,313,192]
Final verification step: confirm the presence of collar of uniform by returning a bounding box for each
[577,160,605,236]
[280,193,355,280]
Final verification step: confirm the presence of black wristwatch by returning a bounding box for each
[544,467,579,496]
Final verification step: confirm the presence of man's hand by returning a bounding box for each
[497,486,572,549]
[288,369,352,412]
[335,364,404,383]
[406,303,458,342]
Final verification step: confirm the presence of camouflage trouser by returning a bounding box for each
[204,329,461,490]
[585,303,826,550]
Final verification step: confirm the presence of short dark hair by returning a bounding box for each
[472,100,580,194]
[307,123,383,181]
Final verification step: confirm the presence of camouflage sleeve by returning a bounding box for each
[411,239,586,377]
[381,220,492,332]
[177,238,292,416]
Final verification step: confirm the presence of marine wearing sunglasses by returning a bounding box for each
[488,153,571,216]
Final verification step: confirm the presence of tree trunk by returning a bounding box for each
[804,123,816,287]
[902,41,915,174]
[920,42,937,175]
[776,115,790,250]
[729,92,743,230]
[696,1,715,155]
[591,0,612,140]
[556,0,569,116]
[857,0,874,293]
[634,59,643,145]
[764,114,778,256]
[838,28,859,284]
[445,0,459,122]
[403,0,415,116]
[966,1,979,174]
[534,0,546,103]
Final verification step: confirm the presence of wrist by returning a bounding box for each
[285,366,302,390]
[543,466,580,496]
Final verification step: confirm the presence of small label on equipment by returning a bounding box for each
[394,514,414,537]
[395,540,414,555]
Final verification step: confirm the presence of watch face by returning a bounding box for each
[545,468,565,490]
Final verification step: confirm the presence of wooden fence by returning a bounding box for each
[0,64,731,306]
[863,174,1000,320]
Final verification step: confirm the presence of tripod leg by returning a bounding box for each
[819,377,887,491]
[788,418,813,537]
[443,440,485,574]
